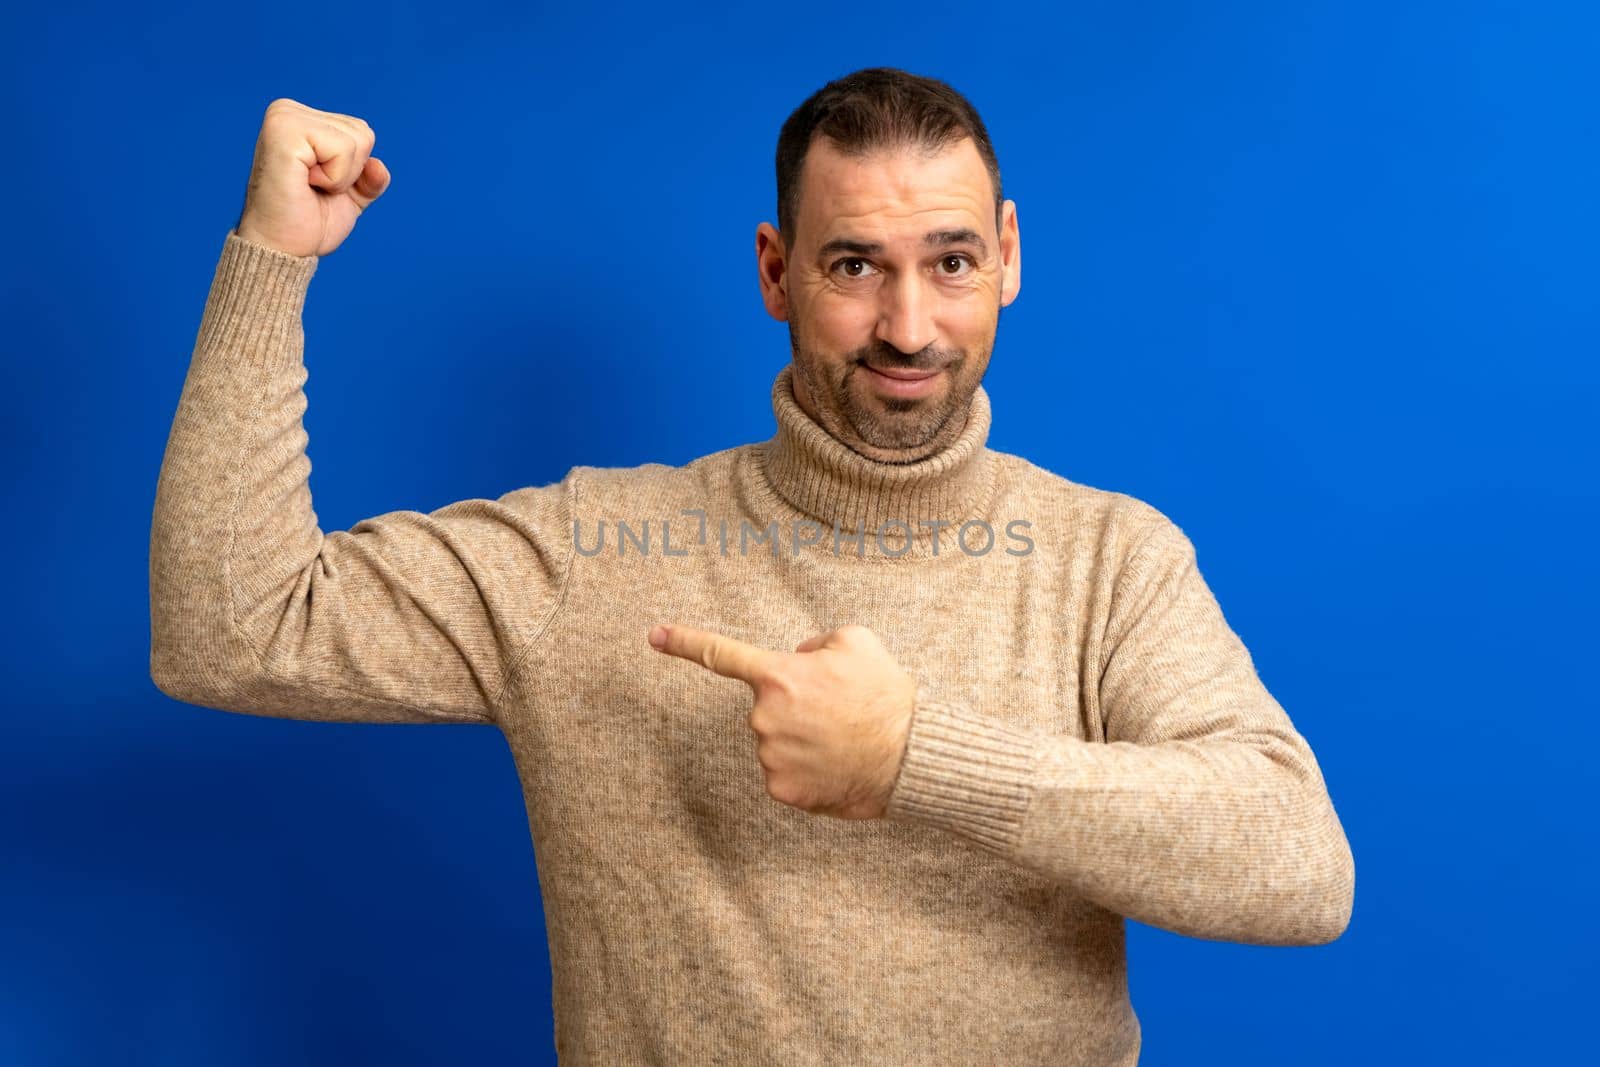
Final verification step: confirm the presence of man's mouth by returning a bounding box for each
[861,363,945,398]
[865,365,941,381]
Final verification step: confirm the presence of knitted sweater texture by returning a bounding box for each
[149,231,1355,1065]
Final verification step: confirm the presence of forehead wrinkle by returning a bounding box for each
[817,225,990,261]
[798,142,996,254]
[814,203,989,258]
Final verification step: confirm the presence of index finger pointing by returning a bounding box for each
[649,623,775,686]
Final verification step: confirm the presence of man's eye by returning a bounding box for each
[833,258,876,279]
[940,254,976,276]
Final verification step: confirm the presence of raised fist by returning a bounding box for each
[234,98,390,258]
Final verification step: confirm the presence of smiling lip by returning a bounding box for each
[866,365,940,381]
[862,363,944,399]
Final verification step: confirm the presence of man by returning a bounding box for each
[150,67,1354,1065]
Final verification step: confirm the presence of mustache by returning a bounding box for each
[853,346,959,372]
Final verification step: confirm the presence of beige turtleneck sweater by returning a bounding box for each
[150,231,1355,1065]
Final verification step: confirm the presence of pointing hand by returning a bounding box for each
[648,622,917,820]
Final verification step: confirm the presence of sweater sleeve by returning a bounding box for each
[882,515,1355,947]
[149,231,573,727]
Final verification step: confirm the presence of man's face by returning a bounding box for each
[756,135,1021,462]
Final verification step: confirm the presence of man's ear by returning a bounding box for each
[756,221,790,322]
[998,200,1021,307]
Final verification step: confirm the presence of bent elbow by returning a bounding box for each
[1252,797,1356,947]
[1298,833,1356,946]
[1320,846,1356,944]
[1286,779,1356,946]
[150,641,250,710]
[150,651,211,707]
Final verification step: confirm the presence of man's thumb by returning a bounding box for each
[350,156,390,207]
[794,631,830,653]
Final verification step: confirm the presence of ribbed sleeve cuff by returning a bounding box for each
[883,698,1040,855]
[196,230,319,359]
[222,227,318,282]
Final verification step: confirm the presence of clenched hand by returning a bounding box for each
[235,97,391,257]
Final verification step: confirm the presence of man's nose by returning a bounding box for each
[874,273,938,356]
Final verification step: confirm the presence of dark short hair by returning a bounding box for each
[775,66,1004,251]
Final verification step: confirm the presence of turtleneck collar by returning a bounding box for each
[747,363,999,542]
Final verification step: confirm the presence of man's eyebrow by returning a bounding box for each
[816,228,989,259]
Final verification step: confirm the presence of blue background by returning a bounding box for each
[5,1,1595,1063]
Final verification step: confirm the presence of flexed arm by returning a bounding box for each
[149,99,573,726]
